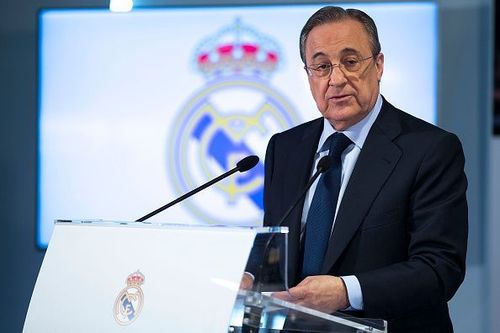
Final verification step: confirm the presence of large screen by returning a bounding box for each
[38,2,437,248]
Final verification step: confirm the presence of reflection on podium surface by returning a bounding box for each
[229,290,387,333]
[245,228,290,293]
[230,228,387,333]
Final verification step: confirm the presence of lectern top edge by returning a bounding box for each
[54,219,289,234]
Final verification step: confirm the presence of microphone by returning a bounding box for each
[276,155,333,227]
[241,155,334,331]
[237,155,259,172]
[136,155,259,222]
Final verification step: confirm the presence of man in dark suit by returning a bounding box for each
[266,6,468,332]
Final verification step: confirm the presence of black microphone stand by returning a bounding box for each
[242,156,332,333]
[136,155,259,222]
[255,155,332,292]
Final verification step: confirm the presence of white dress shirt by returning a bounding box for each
[300,94,383,310]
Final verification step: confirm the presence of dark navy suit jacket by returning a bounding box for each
[263,98,468,332]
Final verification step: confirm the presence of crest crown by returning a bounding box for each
[126,270,145,287]
[194,18,281,80]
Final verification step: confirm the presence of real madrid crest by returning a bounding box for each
[169,19,301,225]
[113,270,145,325]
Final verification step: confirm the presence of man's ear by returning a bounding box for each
[375,53,384,82]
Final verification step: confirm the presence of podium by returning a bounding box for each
[23,220,387,332]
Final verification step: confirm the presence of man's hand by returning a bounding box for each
[239,272,255,290]
[272,275,349,313]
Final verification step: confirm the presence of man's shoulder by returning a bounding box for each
[380,99,455,138]
[379,99,463,151]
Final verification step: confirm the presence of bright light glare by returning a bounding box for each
[109,0,133,13]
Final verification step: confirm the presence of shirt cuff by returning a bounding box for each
[244,271,255,281]
[340,275,364,310]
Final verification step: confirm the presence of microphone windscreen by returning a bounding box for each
[317,155,333,173]
[237,155,259,172]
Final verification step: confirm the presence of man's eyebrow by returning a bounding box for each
[311,51,328,61]
[310,48,364,61]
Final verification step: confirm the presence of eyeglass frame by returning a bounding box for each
[304,54,378,79]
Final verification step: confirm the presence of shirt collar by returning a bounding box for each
[316,94,383,153]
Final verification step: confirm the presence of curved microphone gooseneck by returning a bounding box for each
[136,155,259,222]
[255,155,333,292]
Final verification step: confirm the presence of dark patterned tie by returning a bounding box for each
[301,132,352,278]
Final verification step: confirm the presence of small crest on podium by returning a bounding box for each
[113,270,145,325]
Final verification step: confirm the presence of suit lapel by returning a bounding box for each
[281,118,323,221]
[280,118,322,285]
[322,100,403,272]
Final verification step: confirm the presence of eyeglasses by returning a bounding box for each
[304,55,376,79]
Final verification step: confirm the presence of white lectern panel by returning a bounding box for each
[23,221,257,333]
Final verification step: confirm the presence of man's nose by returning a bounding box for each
[328,65,347,86]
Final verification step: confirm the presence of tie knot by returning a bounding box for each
[325,132,352,160]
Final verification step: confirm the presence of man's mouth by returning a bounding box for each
[329,94,351,102]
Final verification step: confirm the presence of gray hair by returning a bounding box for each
[299,6,381,64]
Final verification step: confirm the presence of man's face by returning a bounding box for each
[304,19,384,130]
